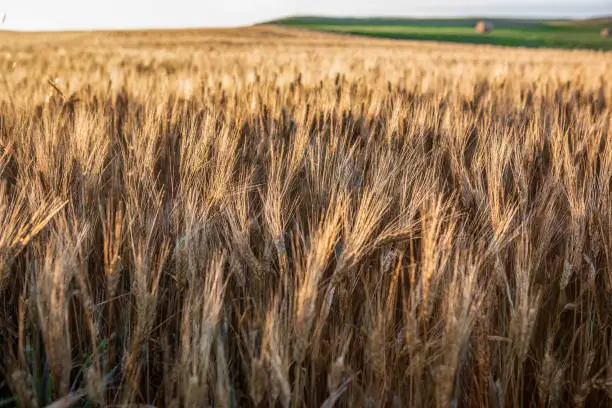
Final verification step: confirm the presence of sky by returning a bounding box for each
[0,0,610,31]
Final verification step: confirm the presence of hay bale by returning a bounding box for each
[475,21,494,34]
[601,28,611,38]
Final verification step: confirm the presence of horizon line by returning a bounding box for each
[0,13,610,33]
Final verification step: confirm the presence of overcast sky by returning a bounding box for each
[1,0,610,31]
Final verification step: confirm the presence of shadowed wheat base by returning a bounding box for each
[0,25,611,407]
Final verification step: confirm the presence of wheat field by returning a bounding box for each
[0,25,611,407]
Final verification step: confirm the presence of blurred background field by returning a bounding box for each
[273,16,612,50]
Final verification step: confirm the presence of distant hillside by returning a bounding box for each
[551,16,612,28]
[272,16,553,30]
[271,16,612,51]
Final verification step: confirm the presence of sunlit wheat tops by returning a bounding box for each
[0,25,611,408]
